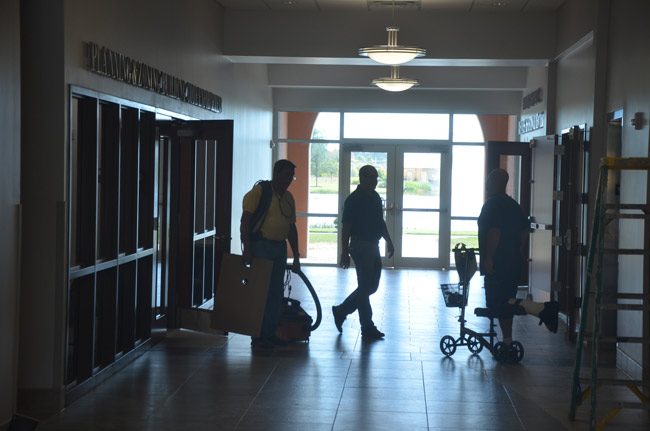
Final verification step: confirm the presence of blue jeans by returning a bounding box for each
[339,239,382,329]
[251,239,287,338]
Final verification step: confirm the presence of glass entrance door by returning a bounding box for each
[341,143,451,268]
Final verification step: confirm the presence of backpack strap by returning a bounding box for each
[249,180,272,241]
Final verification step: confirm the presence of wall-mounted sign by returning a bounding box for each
[518,112,546,135]
[84,42,222,113]
[522,87,543,110]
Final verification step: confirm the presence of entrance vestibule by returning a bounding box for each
[276,112,518,269]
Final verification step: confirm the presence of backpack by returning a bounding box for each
[248,180,272,241]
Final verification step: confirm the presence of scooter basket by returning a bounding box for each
[440,283,467,308]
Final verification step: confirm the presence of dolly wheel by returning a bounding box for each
[509,341,524,363]
[466,335,483,354]
[494,342,508,362]
[440,335,457,357]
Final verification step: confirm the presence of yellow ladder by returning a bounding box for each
[569,157,650,430]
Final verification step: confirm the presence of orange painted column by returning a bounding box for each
[284,112,318,259]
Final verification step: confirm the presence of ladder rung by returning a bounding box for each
[604,203,650,211]
[601,303,649,311]
[602,248,648,255]
[613,293,649,300]
[605,213,648,220]
[603,157,650,170]
[597,336,650,344]
[601,401,650,411]
[580,377,644,386]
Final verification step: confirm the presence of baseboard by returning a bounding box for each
[6,414,39,431]
[16,388,64,422]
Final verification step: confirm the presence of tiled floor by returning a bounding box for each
[38,267,648,430]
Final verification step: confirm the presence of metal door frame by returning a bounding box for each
[340,140,451,269]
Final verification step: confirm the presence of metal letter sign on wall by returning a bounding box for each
[522,88,543,110]
[84,42,222,113]
[518,112,546,135]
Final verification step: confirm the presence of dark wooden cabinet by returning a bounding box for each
[66,93,156,388]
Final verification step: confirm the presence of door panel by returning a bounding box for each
[553,126,589,339]
[342,146,394,261]
[341,143,450,268]
[528,135,557,301]
[396,148,450,267]
[485,140,532,287]
[157,120,233,332]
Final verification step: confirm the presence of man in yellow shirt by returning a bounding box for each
[240,159,301,349]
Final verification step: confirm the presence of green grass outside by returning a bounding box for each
[308,229,477,247]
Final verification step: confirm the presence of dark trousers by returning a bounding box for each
[251,238,287,338]
[339,239,382,329]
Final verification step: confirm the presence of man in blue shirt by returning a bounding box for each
[478,168,559,345]
[332,165,394,340]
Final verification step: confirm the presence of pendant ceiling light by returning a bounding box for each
[359,26,426,65]
[372,66,419,92]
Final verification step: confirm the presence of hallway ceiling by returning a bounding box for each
[216,0,566,12]
[216,0,568,111]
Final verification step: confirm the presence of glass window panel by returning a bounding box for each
[311,112,340,140]
[193,239,204,307]
[350,151,388,202]
[344,113,449,140]
[401,211,439,258]
[452,145,485,217]
[450,219,479,266]
[499,154,523,204]
[303,215,338,265]
[403,152,440,209]
[309,143,339,213]
[70,98,79,266]
[453,114,485,143]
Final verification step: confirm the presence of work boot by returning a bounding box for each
[361,325,385,340]
[332,305,345,333]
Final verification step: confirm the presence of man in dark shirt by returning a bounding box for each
[478,169,559,345]
[332,165,394,339]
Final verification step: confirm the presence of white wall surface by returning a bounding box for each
[556,0,597,55]
[554,39,595,134]
[274,88,522,114]
[19,0,66,396]
[607,0,650,375]
[0,0,21,424]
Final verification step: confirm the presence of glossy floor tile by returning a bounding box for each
[37,268,649,430]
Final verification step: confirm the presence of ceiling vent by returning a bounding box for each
[368,1,421,11]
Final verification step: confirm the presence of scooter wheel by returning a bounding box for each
[494,341,508,362]
[509,341,524,363]
[466,335,483,354]
[440,335,457,357]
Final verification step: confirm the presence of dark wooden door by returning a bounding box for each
[157,120,233,332]
[553,126,589,340]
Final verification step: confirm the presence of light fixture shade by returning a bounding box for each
[359,47,425,66]
[372,66,419,92]
[359,26,426,65]
[372,77,418,92]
